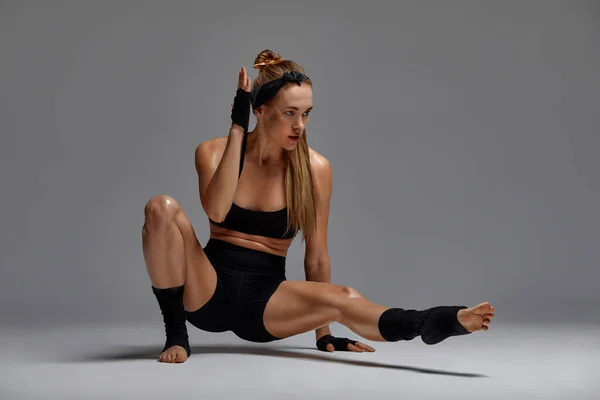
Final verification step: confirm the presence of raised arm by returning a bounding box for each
[195,130,244,223]
[195,66,251,222]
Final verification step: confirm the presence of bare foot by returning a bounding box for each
[457,302,495,333]
[158,345,188,363]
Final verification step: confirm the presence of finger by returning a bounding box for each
[358,342,375,352]
[238,67,244,89]
[326,344,334,352]
[347,343,364,352]
[355,342,376,352]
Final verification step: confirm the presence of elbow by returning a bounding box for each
[208,213,225,223]
[202,201,227,223]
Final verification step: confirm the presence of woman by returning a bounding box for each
[142,49,495,364]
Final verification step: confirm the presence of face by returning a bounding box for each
[255,82,313,150]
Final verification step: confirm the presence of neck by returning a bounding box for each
[246,126,286,167]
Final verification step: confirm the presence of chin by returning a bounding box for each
[279,139,297,151]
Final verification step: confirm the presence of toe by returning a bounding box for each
[474,302,492,314]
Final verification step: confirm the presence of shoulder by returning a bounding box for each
[308,147,329,169]
[308,147,332,191]
[194,137,227,170]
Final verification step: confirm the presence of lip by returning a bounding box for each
[288,136,300,141]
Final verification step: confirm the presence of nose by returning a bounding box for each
[293,121,304,134]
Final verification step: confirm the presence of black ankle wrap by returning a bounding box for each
[152,285,191,357]
[378,305,471,345]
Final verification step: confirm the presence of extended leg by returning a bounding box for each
[263,281,494,345]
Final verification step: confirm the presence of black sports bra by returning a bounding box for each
[208,133,297,240]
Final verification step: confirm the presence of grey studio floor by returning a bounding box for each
[1,321,598,399]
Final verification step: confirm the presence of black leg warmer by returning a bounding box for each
[378,305,471,345]
[152,285,191,357]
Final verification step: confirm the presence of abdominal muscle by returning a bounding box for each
[209,223,293,257]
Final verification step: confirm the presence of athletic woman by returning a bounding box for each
[142,49,495,363]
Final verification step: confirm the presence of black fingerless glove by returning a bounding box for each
[316,334,357,352]
[231,88,251,135]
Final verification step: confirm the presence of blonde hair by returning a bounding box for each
[251,49,316,242]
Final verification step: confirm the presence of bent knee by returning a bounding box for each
[144,195,180,227]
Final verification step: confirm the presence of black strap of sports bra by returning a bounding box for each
[239,131,248,178]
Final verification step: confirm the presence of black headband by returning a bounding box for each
[250,71,310,109]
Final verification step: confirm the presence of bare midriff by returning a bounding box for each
[209,224,293,257]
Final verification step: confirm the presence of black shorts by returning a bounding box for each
[185,238,286,343]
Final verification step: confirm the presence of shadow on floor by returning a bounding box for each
[66,344,488,378]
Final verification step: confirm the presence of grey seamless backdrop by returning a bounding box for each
[1,1,598,327]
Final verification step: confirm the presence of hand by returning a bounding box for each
[237,66,251,93]
[316,334,376,353]
[230,66,251,135]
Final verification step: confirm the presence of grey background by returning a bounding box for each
[1,0,598,328]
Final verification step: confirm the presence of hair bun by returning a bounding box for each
[253,49,283,70]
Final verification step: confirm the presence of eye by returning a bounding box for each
[285,111,311,116]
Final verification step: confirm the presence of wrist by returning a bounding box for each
[229,126,245,137]
[316,326,331,338]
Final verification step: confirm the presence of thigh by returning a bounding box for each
[231,277,286,343]
[166,198,218,313]
[262,281,351,339]
[185,272,236,333]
